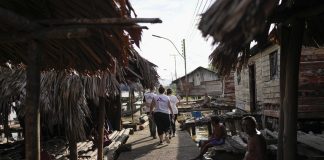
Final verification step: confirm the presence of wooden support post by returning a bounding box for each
[140,90,145,115]
[283,20,304,160]
[278,24,289,160]
[191,125,196,136]
[207,122,212,136]
[97,97,105,160]
[129,88,135,124]
[3,105,11,141]
[25,40,40,160]
[116,94,122,131]
[228,119,237,136]
[69,136,77,160]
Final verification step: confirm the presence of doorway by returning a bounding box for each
[249,64,256,112]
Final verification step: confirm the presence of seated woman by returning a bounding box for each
[201,93,211,107]
[193,116,226,160]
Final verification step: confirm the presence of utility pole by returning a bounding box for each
[170,54,177,79]
[152,35,188,103]
[182,39,188,104]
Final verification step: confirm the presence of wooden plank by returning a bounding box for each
[297,132,324,152]
[0,7,41,31]
[108,131,119,140]
[298,105,324,112]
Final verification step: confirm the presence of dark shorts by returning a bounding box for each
[154,112,171,135]
[210,138,225,145]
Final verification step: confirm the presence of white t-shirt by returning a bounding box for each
[168,95,179,114]
[153,94,171,114]
[144,92,156,112]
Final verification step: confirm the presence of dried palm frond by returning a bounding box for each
[199,0,277,75]
[130,48,159,88]
[0,66,26,115]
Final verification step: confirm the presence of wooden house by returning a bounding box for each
[234,44,324,131]
[172,67,234,97]
[199,0,324,159]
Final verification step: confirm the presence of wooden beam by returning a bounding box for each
[0,7,158,31]
[0,25,148,43]
[270,4,324,24]
[25,40,40,160]
[0,7,41,31]
[0,27,91,43]
[37,18,162,25]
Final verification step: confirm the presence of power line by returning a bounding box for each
[185,0,200,39]
[187,0,204,40]
[190,0,210,40]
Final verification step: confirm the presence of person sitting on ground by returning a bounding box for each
[193,116,226,160]
[242,116,267,160]
[201,93,211,107]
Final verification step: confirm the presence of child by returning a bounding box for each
[242,116,266,160]
[193,116,226,159]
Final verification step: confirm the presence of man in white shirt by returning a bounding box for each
[143,87,157,139]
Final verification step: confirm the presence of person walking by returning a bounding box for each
[150,86,174,145]
[143,87,157,139]
[167,88,179,138]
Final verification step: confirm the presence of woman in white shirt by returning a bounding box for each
[167,88,179,137]
[150,86,174,145]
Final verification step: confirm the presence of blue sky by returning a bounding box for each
[131,0,216,85]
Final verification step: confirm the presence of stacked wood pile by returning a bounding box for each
[138,114,149,130]
[26,128,132,160]
[104,128,131,160]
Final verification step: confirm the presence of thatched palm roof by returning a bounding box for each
[0,49,158,140]
[0,0,161,72]
[199,0,324,75]
[129,48,159,89]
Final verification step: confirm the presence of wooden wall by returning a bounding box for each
[298,47,324,119]
[234,45,280,111]
[174,68,235,98]
[187,80,223,96]
[223,71,236,100]
[187,69,219,86]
